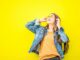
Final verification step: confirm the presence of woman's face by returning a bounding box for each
[47,14,56,24]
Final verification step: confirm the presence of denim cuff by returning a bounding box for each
[35,19,40,25]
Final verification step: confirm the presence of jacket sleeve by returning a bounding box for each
[25,19,41,33]
[58,27,69,43]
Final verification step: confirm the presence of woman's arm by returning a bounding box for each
[25,19,41,33]
[25,18,47,33]
[56,18,69,43]
[58,27,69,43]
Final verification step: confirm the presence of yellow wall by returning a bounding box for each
[0,0,80,60]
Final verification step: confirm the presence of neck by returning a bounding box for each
[48,24,54,32]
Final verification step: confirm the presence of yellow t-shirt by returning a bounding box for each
[39,31,60,60]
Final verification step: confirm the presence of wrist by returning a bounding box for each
[58,26,61,29]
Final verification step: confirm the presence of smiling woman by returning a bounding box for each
[26,13,69,60]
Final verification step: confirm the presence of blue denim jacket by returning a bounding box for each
[25,19,68,59]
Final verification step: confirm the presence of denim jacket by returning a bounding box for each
[25,19,68,59]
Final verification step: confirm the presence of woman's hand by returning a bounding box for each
[56,18,61,29]
[39,17,47,23]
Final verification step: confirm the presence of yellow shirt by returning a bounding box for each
[39,31,60,60]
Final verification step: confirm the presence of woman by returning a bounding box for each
[25,13,69,60]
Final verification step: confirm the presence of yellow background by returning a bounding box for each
[0,0,80,60]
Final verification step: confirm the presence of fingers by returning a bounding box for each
[40,17,47,22]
